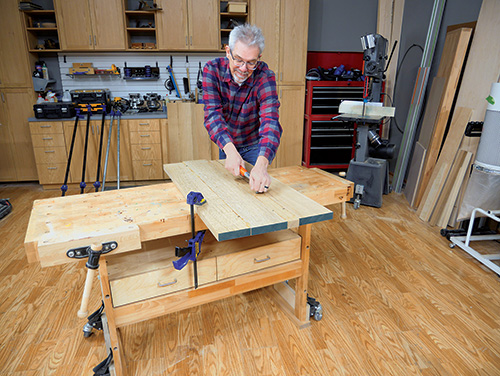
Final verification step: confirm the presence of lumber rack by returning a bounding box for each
[449,208,500,276]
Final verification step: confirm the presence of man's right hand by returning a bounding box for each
[223,142,244,176]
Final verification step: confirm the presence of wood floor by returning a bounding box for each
[1,182,500,375]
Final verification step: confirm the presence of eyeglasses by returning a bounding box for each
[229,49,260,70]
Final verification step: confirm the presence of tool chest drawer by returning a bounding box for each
[130,143,162,161]
[215,231,301,280]
[130,131,161,145]
[31,133,66,148]
[29,121,64,134]
[128,119,160,132]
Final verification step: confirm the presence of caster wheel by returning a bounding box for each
[449,243,455,248]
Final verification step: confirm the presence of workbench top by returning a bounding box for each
[24,163,353,268]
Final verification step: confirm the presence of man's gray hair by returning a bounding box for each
[228,24,265,55]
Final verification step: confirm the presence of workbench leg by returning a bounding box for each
[341,201,347,219]
[295,224,312,323]
[99,257,126,376]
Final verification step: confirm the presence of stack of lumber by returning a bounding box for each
[405,0,500,228]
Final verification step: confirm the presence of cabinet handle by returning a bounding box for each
[89,35,92,46]
[91,125,95,135]
[1,93,4,103]
[141,147,151,150]
[140,134,150,137]
[42,137,53,140]
[158,279,177,288]
[190,36,192,46]
[186,36,188,46]
[143,163,152,166]
[139,122,149,126]
[94,35,96,46]
[45,150,55,153]
[47,167,57,170]
[40,125,51,128]
[254,255,271,263]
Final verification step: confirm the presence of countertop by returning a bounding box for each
[29,111,168,122]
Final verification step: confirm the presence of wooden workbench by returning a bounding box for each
[24,161,353,376]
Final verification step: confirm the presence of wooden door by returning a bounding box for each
[188,0,219,50]
[0,0,33,88]
[275,85,306,167]
[279,0,309,85]
[250,0,281,79]
[0,91,16,181]
[89,0,126,50]
[55,0,93,50]
[1,89,37,180]
[156,0,189,50]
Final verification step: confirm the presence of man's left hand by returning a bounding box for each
[250,156,271,193]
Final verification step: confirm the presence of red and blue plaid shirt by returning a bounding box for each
[202,57,282,162]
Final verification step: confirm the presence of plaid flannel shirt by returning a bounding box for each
[202,57,282,162]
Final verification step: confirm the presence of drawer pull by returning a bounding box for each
[42,137,53,140]
[40,125,51,128]
[139,123,149,126]
[254,255,271,263]
[47,167,57,170]
[143,163,152,166]
[141,147,151,150]
[158,279,177,288]
[140,134,151,137]
[45,150,55,153]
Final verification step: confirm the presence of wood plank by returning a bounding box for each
[435,151,472,228]
[164,160,332,241]
[428,150,470,226]
[414,27,472,208]
[417,107,472,221]
[404,141,426,207]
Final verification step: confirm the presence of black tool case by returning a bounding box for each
[33,102,76,119]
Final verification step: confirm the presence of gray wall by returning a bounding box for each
[307,0,483,172]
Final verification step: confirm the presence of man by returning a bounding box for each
[202,24,282,193]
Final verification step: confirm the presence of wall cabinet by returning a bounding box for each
[251,0,309,86]
[1,1,36,87]
[55,0,126,50]
[156,0,219,51]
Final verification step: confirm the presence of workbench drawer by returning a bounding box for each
[128,119,160,132]
[110,257,217,307]
[130,143,162,161]
[33,147,67,164]
[130,131,161,145]
[29,121,64,134]
[31,133,66,148]
[216,234,301,280]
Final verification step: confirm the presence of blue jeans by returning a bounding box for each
[219,144,260,166]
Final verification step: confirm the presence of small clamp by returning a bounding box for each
[173,191,206,288]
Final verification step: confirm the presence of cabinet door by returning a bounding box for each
[0,0,32,88]
[250,0,280,78]
[167,102,211,163]
[188,0,219,50]
[279,0,309,85]
[275,85,306,168]
[0,92,16,181]
[156,0,189,50]
[55,0,93,50]
[0,89,37,180]
[89,0,126,50]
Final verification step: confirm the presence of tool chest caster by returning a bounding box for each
[83,302,105,338]
[308,296,323,321]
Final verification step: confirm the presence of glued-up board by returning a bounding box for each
[163,160,333,241]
